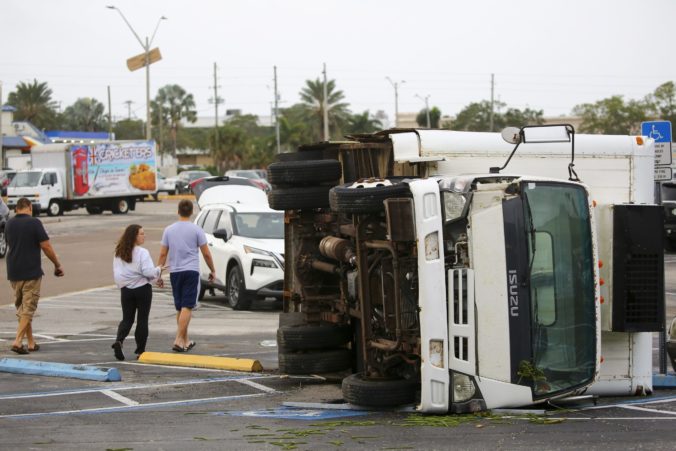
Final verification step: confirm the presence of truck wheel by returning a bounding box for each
[112,199,129,215]
[278,349,351,374]
[268,185,331,211]
[342,372,417,407]
[0,229,6,258]
[275,149,327,162]
[268,160,342,186]
[86,205,103,215]
[329,178,412,214]
[47,200,62,217]
[277,323,352,351]
[227,265,251,310]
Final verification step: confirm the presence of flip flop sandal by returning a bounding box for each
[11,345,28,355]
[186,341,196,351]
[172,344,186,352]
[28,344,40,352]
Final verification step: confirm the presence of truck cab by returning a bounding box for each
[6,168,64,216]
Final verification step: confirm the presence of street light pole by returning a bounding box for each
[386,77,405,128]
[107,6,166,141]
[415,94,431,128]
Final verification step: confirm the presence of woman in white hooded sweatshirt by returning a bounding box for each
[112,224,163,360]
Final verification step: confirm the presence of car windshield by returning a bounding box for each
[523,182,596,398]
[233,212,284,239]
[10,171,42,188]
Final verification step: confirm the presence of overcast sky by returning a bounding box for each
[1,0,674,125]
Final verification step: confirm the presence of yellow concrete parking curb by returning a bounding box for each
[138,351,263,372]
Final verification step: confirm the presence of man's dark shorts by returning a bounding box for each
[170,271,200,311]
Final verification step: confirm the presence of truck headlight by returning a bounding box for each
[429,340,444,368]
[452,372,476,403]
[424,232,439,261]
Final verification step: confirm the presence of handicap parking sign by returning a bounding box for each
[642,121,672,165]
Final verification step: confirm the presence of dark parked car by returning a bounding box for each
[175,170,211,194]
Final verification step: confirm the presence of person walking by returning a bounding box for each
[6,197,64,354]
[112,224,163,361]
[158,199,215,352]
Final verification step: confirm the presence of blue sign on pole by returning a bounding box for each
[641,120,672,167]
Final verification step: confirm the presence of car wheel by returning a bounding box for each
[47,200,62,217]
[0,229,6,258]
[277,323,352,351]
[112,199,129,215]
[227,265,251,310]
[268,159,342,186]
[329,178,412,214]
[268,185,332,211]
[342,372,417,407]
[278,349,352,375]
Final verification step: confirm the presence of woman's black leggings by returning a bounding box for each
[116,284,152,353]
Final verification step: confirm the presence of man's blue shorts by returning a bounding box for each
[170,271,200,311]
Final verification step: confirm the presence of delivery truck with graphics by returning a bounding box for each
[267,125,664,413]
[6,141,158,216]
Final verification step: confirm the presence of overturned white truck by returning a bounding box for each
[268,125,664,413]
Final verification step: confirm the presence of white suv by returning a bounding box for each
[195,185,284,310]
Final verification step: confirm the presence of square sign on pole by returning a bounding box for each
[642,120,672,166]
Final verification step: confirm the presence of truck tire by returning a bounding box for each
[47,200,62,217]
[277,323,352,351]
[112,199,129,215]
[0,228,6,258]
[86,205,103,215]
[268,185,331,211]
[278,349,351,375]
[275,149,326,162]
[342,373,417,407]
[227,264,251,310]
[268,160,342,186]
[329,179,412,214]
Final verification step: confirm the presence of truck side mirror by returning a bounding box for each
[213,228,230,241]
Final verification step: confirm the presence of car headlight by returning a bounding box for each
[452,372,476,403]
[252,259,278,269]
[243,245,273,256]
[672,208,676,216]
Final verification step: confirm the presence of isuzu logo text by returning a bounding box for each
[508,269,519,317]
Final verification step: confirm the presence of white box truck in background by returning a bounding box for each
[268,125,664,413]
[7,141,157,216]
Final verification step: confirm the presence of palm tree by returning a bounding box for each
[62,98,107,131]
[151,84,197,156]
[346,111,383,135]
[299,78,350,141]
[6,79,59,129]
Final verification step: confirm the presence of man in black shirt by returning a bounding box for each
[6,197,64,354]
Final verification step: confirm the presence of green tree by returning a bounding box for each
[278,104,315,151]
[62,97,107,131]
[416,106,442,128]
[299,78,350,141]
[450,100,506,131]
[151,84,197,156]
[503,107,545,128]
[572,95,647,134]
[113,119,144,140]
[346,110,383,134]
[210,123,250,174]
[646,81,676,124]
[6,79,60,129]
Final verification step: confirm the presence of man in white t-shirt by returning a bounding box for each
[158,199,215,352]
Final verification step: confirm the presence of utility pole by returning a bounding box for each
[0,81,4,168]
[489,73,495,132]
[322,63,329,141]
[210,62,224,156]
[157,105,163,160]
[274,65,281,154]
[386,77,405,127]
[107,85,113,141]
[124,100,134,120]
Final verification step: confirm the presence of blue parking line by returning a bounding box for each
[0,358,120,382]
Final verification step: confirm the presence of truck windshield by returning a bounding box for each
[9,171,42,188]
[522,182,596,397]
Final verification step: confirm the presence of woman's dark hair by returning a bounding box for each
[115,224,142,263]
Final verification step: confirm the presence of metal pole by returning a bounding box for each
[0,81,4,168]
[386,77,405,128]
[213,62,219,155]
[489,73,495,132]
[274,65,281,153]
[145,37,151,141]
[322,63,329,141]
[107,85,113,140]
[425,96,431,128]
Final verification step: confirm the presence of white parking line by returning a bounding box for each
[237,378,278,393]
[100,390,139,406]
[619,405,676,416]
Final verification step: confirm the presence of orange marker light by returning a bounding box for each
[592,200,597,207]
[599,278,605,286]
[600,356,605,363]
[636,136,644,145]
[600,296,605,304]
[598,260,603,268]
